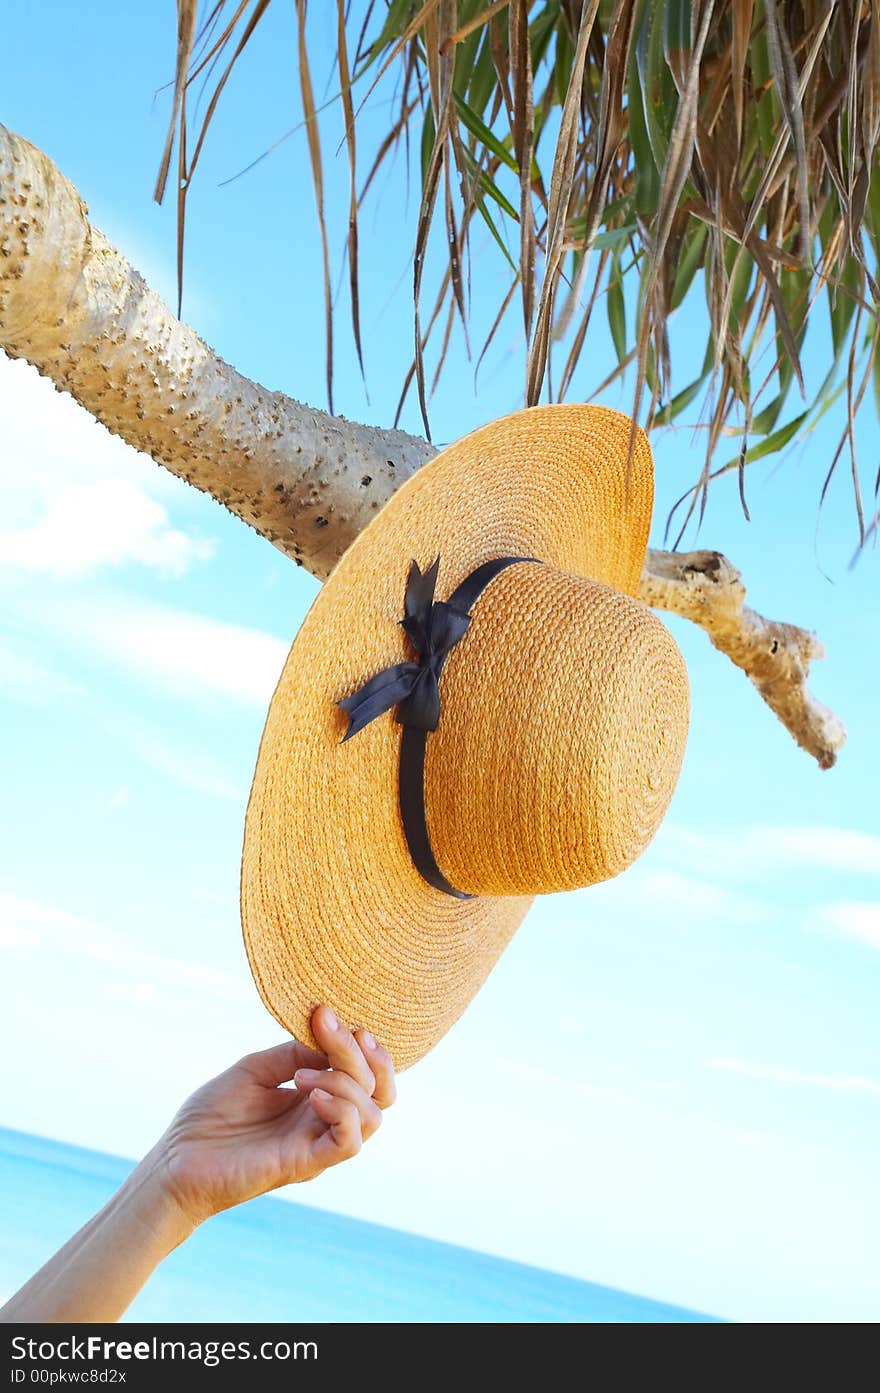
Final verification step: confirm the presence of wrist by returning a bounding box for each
[118,1145,199,1256]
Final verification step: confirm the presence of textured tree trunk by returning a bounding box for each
[0,126,432,573]
[0,124,845,768]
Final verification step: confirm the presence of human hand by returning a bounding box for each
[1,1007,396,1325]
[151,1005,396,1231]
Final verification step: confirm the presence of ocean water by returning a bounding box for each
[0,1127,713,1323]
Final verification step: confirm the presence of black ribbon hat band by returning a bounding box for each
[339,556,538,899]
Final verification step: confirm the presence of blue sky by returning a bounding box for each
[1,1,879,1323]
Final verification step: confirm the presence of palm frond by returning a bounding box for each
[156,0,880,552]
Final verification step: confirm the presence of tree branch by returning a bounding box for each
[0,126,433,574]
[639,551,845,769]
[0,124,845,767]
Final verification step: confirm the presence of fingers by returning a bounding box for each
[294,1067,383,1140]
[309,1089,364,1164]
[354,1030,397,1110]
[232,1012,398,1109]
[310,1005,376,1096]
[238,1038,328,1087]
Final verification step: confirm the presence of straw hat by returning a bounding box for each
[241,405,689,1069]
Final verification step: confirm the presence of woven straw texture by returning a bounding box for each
[241,405,689,1069]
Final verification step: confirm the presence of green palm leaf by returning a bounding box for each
[156,0,880,552]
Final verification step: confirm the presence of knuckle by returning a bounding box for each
[341,1127,361,1159]
[354,1060,376,1092]
[341,1028,374,1076]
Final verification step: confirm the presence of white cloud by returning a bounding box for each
[0,890,269,1159]
[0,890,250,1007]
[628,868,757,919]
[0,920,39,950]
[0,635,82,702]
[124,726,243,799]
[0,476,215,578]
[762,827,880,876]
[496,1056,632,1105]
[0,354,214,578]
[708,1056,880,1099]
[660,823,880,880]
[43,592,289,708]
[582,862,767,925]
[818,901,880,951]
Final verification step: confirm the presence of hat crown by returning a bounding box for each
[425,562,689,897]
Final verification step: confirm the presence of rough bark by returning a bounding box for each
[640,551,845,770]
[0,124,846,766]
[0,126,433,575]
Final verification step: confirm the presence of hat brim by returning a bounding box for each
[240,405,653,1069]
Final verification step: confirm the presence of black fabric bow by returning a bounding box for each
[339,557,471,741]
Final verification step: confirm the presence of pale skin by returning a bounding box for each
[0,1006,396,1324]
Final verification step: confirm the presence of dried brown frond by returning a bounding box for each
[157,0,880,552]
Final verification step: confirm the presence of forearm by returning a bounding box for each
[0,1146,194,1324]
